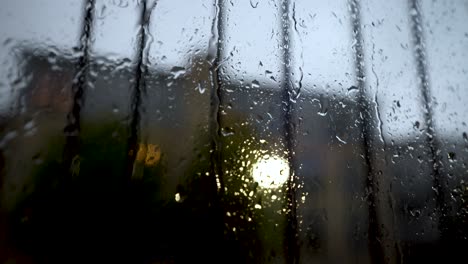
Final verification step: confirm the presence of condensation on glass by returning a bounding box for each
[0,0,467,263]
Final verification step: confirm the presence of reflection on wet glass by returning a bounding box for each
[0,0,467,263]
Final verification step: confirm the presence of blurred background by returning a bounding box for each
[0,0,467,263]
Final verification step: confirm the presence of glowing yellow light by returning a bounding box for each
[252,155,290,188]
[135,143,161,166]
[136,144,147,161]
[145,144,161,166]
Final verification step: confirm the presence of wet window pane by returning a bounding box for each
[0,0,467,263]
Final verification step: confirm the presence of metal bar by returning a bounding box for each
[279,0,299,263]
[348,0,385,262]
[125,0,158,179]
[63,0,95,173]
[208,0,225,194]
[205,0,227,259]
[408,0,444,234]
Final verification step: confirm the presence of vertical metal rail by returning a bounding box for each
[63,0,95,174]
[208,0,225,195]
[206,0,226,259]
[348,0,384,262]
[280,0,299,263]
[408,0,444,234]
[125,0,158,179]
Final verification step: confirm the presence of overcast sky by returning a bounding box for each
[0,0,466,141]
